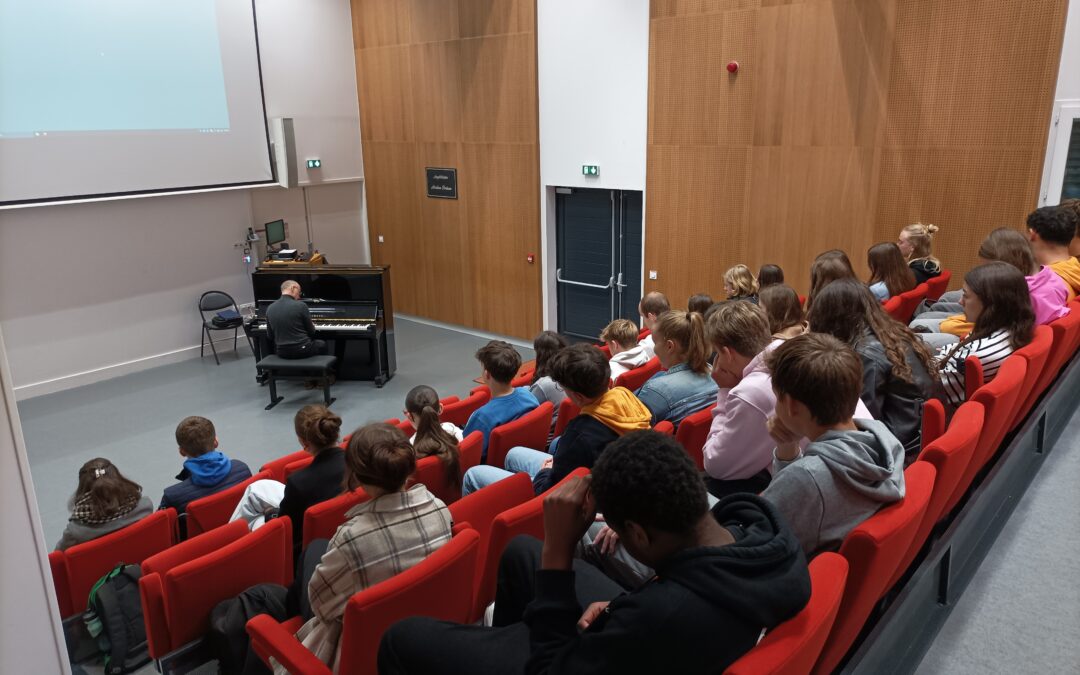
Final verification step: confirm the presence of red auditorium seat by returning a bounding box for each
[448,472,533,576]
[945,355,1027,515]
[653,420,676,436]
[884,283,928,324]
[675,406,712,470]
[261,450,309,482]
[1006,325,1053,430]
[411,455,458,504]
[140,518,292,662]
[924,269,952,302]
[302,488,372,550]
[921,398,947,451]
[638,327,651,340]
[464,467,590,622]
[283,456,314,480]
[723,553,848,675]
[185,470,272,538]
[597,343,612,358]
[613,355,662,391]
[458,430,484,475]
[441,388,491,428]
[812,461,935,675]
[889,401,984,589]
[49,508,178,619]
[247,528,480,675]
[552,397,581,439]
[486,401,554,467]
[386,394,462,436]
[511,365,535,388]
[1029,305,1080,405]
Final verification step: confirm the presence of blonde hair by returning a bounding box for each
[654,310,710,374]
[724,264,758,298]
[901,223,941,270]
[600,319,639,349]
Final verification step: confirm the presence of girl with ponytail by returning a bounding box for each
[56,459,153,550]
[404,385,462,481]
[634,310,718,426]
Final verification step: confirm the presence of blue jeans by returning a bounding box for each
[461,447,550,496]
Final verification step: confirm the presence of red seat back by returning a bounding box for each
[302,488,372,549]
[1008,324,1054,429]
[441,388,492,428]
[925,269,952,302]
[881,295,903,321]
[891,401,983,588]
[723,553,848,675]
[675,406,713,470]
[486,401,554,467]
[946,355,1027,515]
[411,455,459,504]
[448,472,533,570]
[552,397,581,439]
[653,420,676,436]
[921,398,946,451]
[185,470,271,538]
[638,327,651,339]
[596,342,612,358]
[260,450,309,482]
[898,283,929,323]
[813,461,935,675]
[458,430,484,475]
[140,520,250,658]
[143,518,292,657]
[511,365,535,388]
[49,508,178,618]
[613,356,661,391]
[1035,303,1080,395]
[283,456,314,481]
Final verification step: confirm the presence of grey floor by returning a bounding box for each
[21,317,1079,673]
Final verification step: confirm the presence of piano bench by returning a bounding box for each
[255,355,338,410]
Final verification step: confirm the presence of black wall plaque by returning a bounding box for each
[426,167,458,199]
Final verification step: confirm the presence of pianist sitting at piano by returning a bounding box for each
[266,280,327,359]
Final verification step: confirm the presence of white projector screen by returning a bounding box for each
[0,0,274,206]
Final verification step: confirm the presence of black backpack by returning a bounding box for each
[83,563,151,674]
[208,583,290,675]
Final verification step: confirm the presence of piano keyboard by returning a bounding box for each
[251,321,373,332]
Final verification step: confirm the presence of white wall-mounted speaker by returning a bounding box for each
[269,117,298,188]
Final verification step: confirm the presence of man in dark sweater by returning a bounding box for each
[378,431,811,674]
[266,279,325,359]
[461,343,652,496]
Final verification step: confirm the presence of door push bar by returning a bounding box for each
[556,268,614,290]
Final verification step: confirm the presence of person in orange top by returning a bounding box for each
[1028,205,1080,301]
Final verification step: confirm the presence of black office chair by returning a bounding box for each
[198,291,250,364]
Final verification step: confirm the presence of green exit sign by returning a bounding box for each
[582,165,599,176]
[307,159,322,169]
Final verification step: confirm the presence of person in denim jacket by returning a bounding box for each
[635,310,717,427]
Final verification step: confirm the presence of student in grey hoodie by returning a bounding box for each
[762,333,906,557]
[56,458,154,551]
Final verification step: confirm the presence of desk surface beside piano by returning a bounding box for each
[246,264,396,385]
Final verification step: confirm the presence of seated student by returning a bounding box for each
[867,242,916,301]
[528,331,569,444]
[935,262,1035,408]
[637,291,670,359]
[912,228,1068,345]
[809,279,937,462]
[896,222,943,285]
[55,459,154,551]
[286,424,452,674]
[687,292,713,315]
[806,249,856,312]
[761,333,906,557]
[462,341,539,461]
[600,318,650,382]
[1062,198,1080,257]
[1027,205,1080,299]
[277,406,346,560]
[460,344,651,496]
[757,263,785,289]
[758,284,807,339]
[635,310,718,426]
[160,416,251,529]
[723,264,759,303]
[405,386,462,482]
[377,432,812,675]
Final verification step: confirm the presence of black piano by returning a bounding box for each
[245,264,396,386]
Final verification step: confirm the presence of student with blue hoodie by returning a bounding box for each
[160,416,252,534]
[762,333,906,557]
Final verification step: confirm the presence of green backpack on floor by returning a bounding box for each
[83,563,151,675]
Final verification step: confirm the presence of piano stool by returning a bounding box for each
[256,355,338,410]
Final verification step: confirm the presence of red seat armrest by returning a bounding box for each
[247,614,331,674]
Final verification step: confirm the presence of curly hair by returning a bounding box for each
[1026,206,1075,247]
[591,430,707,535]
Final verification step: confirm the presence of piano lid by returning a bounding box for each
[252,264,390,304]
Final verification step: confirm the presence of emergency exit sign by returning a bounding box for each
[582,165,599,176]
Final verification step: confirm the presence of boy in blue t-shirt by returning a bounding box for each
[463,340,539,461]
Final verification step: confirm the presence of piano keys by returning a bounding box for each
[245,264,396,386]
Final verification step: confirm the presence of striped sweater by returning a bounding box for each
[936,330,1014,406]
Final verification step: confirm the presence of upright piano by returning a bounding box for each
[245,264,396,386]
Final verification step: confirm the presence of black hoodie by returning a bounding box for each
[522,494,811,674]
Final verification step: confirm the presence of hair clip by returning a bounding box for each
[94,468,106,478]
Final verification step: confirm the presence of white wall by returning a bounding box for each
[1039,0,1080,205]
[536,0,650,329]
[0,0,367,397]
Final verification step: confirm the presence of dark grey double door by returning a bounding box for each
[555,188,643,341]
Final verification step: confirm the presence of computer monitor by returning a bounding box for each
[264,219,286,246]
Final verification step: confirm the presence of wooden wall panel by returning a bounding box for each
[646,0,1067,301]
[353,0,541,340]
